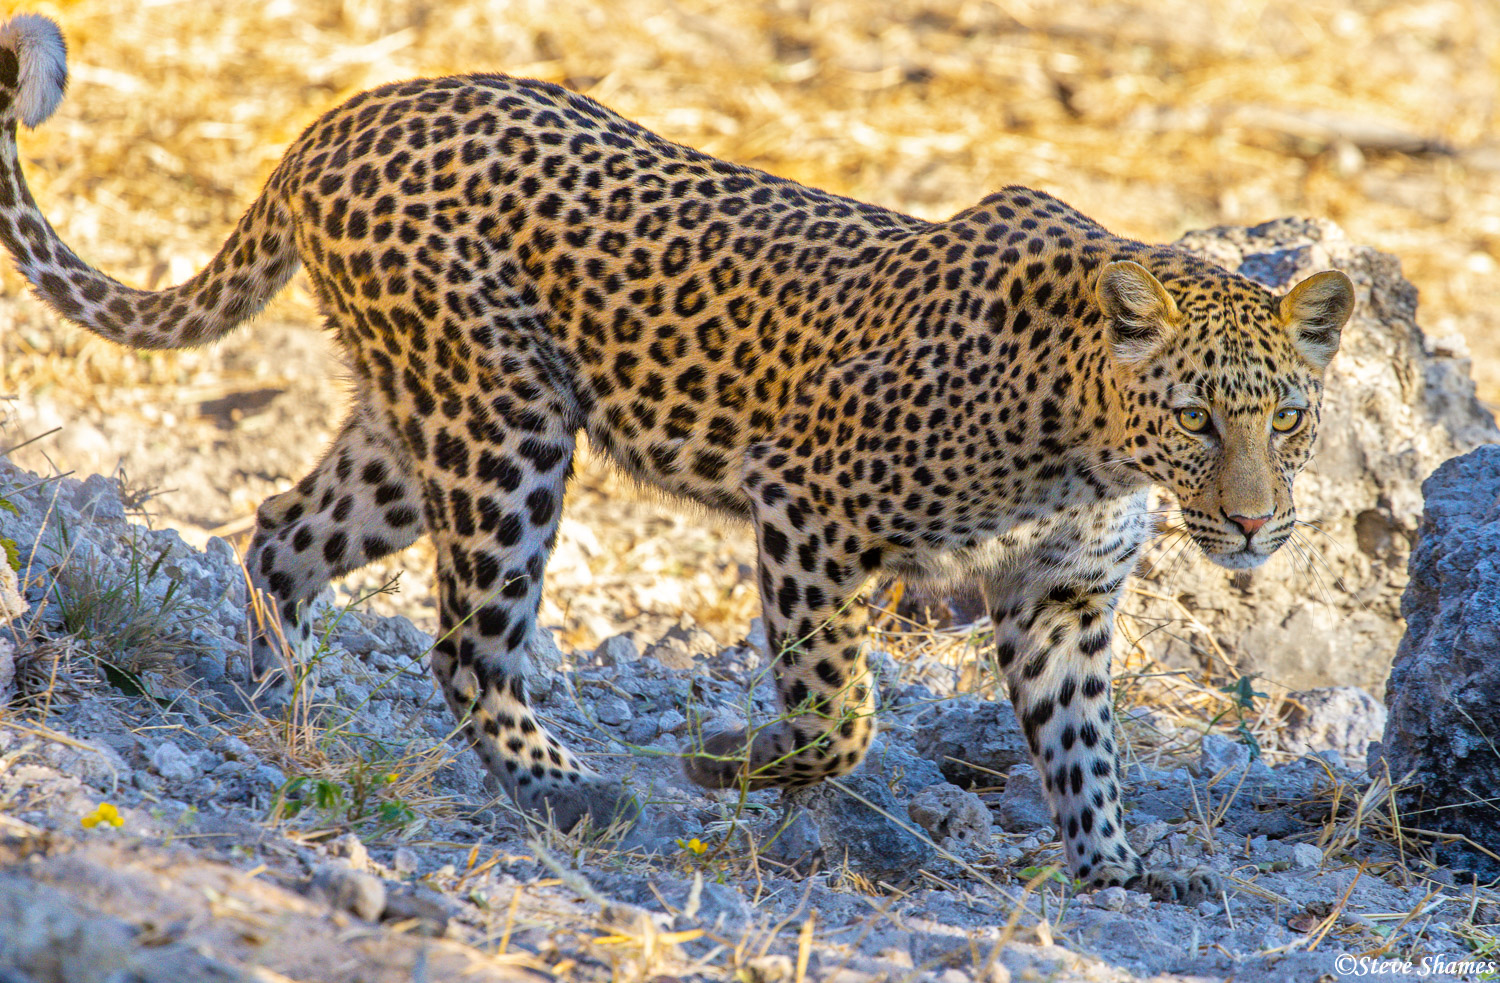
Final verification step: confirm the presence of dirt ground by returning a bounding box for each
[3,0,1499,647]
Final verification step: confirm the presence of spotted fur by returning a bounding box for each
[0,17,1353,899]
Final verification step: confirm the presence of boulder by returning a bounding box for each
[1381,445,1500,864]
[1119,219,1498,697]
[1280,686,1387,767]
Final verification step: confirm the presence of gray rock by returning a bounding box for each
[1384,445,1500,866]
[593,871,752,934]
[641,624,714,670]
[1282,687,1386,766]
[1198,733,1251,777]
[0,635,13,705]
[859,736,947,793]
[995,764,1053,832]
[149,741,198,782]
[379,885,452,936]
[70,473,127,524]
[307,864,386,922]
[1289,842,1324,869]
[1120,219,1500,696]
[0,872,246,982]
[906,783,993,851]
[391,846,420,875]
[1093,886,1128,912]
[593,633,640,666]
[764,808,824,868]
[788,773,937,882]
[914,698,1029,789]
[594,694,633,727]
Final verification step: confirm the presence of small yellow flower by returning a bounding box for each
[676,837,707,855]
[81,802,123,829]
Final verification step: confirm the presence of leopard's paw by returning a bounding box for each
[683,723,792,791]
[1131,864,1223,905]
[517,774,642,834]
[682,726,756,790]
[1080,860,1140,892]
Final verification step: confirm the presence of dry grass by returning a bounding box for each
[1,0,1498,405]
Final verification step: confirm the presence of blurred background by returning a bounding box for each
[2,0,1497,648]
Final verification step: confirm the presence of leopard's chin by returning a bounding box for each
[1202,549,1272,571]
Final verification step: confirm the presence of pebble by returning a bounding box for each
[308,864,386,922]
[594,634,640,665]
[1290,842,1324,869]
[392,847,419,875]
[1093,886,1128,911]
[594,694,633,726]
[150,742,198,783]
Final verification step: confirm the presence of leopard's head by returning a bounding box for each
[1097,260,1355,570]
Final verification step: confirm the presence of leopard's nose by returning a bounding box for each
[1225,513,1270,537]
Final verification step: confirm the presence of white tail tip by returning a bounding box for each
[0,14,66,128]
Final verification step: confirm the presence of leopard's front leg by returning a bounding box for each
[683,455,878,791]
[982,570,1221,904]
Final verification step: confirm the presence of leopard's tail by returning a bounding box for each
[0,15,300,350]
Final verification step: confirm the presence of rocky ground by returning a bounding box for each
[4,453,1500,983]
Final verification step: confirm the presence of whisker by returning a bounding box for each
[1290,531,1371,616]
[1286,535,1340,610]
[1293,519,1346,553]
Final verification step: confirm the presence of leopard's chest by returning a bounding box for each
[883,481,1154,587]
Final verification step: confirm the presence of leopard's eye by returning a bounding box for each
[1272,407,1304,433]
[1175,407,1210,434]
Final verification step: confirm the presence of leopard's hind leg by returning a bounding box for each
[245,401,425,704]
[402,347,638,832]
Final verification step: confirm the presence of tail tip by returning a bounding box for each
[0,14,66,129]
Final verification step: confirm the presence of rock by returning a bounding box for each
[741,955,794,983]
[1198,733,1251,777]
[914,698,1029,789]
[1289,843,1324,869]
[0,553,24,625]
[1093,886,1128,912]
[0,635,14,704]
[391,846,420,875]
[995,764,1053,833]
[332,833,371,871]
[71,474,127,524]
[859,736,947,793]
[0,872,246,982]
[641,624,715,670]
[150,741,198,783]
[307,865,387,922]
[906,784,993,851]
[1118,220,1499,697]
[795,774,937,882]
[593,870,752,935]
[764,809,823,869]
[593,634,640,666]
[1281,687,1387,766]
[1383,445,1500,865]
[594,694,633,727]
[379,886,452,936]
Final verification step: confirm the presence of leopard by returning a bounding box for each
[0,15,1353,903]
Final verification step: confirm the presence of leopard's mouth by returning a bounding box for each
[1199,545,1274,571]
[1180,510,1289,570]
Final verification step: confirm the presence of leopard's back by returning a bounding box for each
[274,73,929,511]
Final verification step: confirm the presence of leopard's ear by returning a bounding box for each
[1096,261,1182,364]
[1280,270,1354,371]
